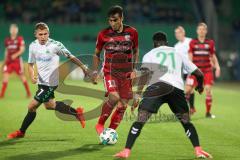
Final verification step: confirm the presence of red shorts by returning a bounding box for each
[3,61,24,75]
[104,73,133,99]
[186,72,214,86]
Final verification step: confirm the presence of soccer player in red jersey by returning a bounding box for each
[0,24,31,98]
[185,23,221,118]
[92,6,139,135]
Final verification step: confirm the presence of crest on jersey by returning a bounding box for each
[125,35,131,41]
[194,45,199,48]
[204,44,209,49]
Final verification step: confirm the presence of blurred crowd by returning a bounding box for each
[1,0,194,23]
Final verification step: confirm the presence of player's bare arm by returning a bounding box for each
[92,48,101,83]
[131,67,152,111]
[191,69,204,94]
[68,54,97,84]
[188,52,193,61]
[211,54,221,78]
[28,63,37,84]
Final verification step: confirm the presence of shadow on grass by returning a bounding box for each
[0,139,24,148]
[4,143,105,160]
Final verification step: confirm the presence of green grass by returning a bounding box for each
[0,78,240,160]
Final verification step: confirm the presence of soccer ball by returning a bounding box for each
[99,128,118,145]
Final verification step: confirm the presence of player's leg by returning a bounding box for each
[19,74,31,97]
[0,72,9,98]
[115,82,165,158]
[109,99,128,130]
[205,84,215,118]
[16,61,31,97]
[109,77,132,130]
[185,75,197,115]
[204,72,215,118]
[43,99,85,128]
[7,99,41,139]
[95,74,120,134]
[167,88,212,158]
[96,92,120,134]
[114,108,152,158]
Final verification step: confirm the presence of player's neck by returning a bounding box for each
[198,36,205,43]
[10,35,17,40]
[116,24,123,33]
[180,37,185,42]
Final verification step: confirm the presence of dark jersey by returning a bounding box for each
[189,38,215,73]
[96,25,138,74]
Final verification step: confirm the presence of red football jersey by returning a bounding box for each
[96,25,138,74]
[4,36,25,64]
[189,38,215,73]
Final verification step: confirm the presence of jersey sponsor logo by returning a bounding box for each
[7,45,18,49]
[36,56,52,62]
[105,41,133,53]
[124,35,131,41]
[204,44,210,49]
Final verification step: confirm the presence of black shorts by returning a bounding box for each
[34,85,58,103]
[139,82,189,115]
[183,74,188,81]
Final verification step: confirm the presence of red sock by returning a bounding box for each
[109,105,127,129]
[98,101,114,126]
[23,81,31,96]
[0,82,8,97]
[206,95,212,113]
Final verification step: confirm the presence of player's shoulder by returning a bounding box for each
[29,40,38,48]
[190,38,198,42]
[124,24,138,33]
[185,37,192,42]
[99,26,112,34]
[48,38,63,46]
[17,36,24,40]
[4,36,10,42]
[205,38,215,44]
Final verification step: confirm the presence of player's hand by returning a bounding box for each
[126,70,137,79]
[195,85,204,94]
[11,54,18,60]
[215,67,221,78]
[31,76,37,84]
[131,93,141,113]
[91,71,98,84]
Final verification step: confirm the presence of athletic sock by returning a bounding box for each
[109,106,127,129]
[189,93,195,108]
[125,122,145,149]
[55,101,77,117]
[0,82,8,97]
[181,122,200,147]
[23,81,31,96]
[19,111,36,133]
[205,95,212,113]
[98,101,114,125]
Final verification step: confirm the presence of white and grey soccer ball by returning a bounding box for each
[99,128,118,145]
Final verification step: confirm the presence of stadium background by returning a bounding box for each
[0,1,240,160]
[0,0,240,80]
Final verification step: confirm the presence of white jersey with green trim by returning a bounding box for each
[28,38,72,86]
[174,37,192,74]
[141,46,197,90]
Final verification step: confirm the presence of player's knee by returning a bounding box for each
[109,95,120,106]
[44,103,55,110]
[176,113,190,124]
[205,87,212,96]
[185,86,193,95]
[28,105,37,112]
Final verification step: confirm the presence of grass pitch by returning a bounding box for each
[0,78,240,160]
